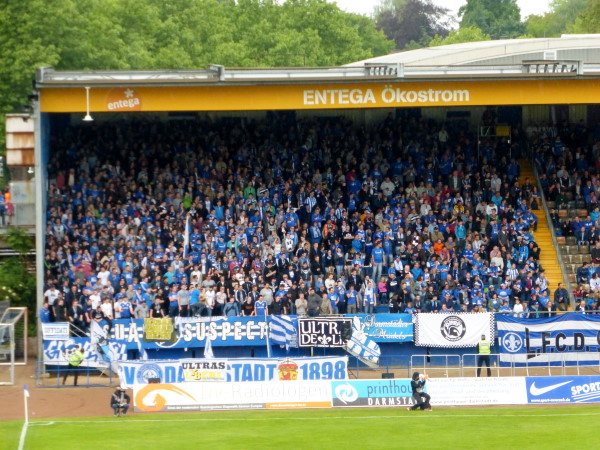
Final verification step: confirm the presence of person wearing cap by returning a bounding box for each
[110,387,130,417]
[499,299,512,313]
[498,283,511,304]
[407,372,432,411]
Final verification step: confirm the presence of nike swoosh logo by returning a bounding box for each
[529,380,572,396]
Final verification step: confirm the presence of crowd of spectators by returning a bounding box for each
[41,111,563,333]
[534,120,600,312]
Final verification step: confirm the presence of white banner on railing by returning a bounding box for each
[41,323,70,340]
[414,312,495,348]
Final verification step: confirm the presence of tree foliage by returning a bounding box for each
[526,0,589,37]
[375,0,453,50]
[0,228,35,324]
[459,0,525,39]
[569,0,600,33]
[0,0,393,148]
[429,26,491,47]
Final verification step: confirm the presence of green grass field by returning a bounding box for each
[3,405,600,449]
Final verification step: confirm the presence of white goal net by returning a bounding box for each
[0,307,28,385]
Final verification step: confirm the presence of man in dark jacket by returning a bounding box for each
[408,371,431,411]
[110,387,130,416]
[307,288,322,317]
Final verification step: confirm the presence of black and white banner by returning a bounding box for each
[497,313,600,366]
[298,318,352,348]
[414,313,495,348]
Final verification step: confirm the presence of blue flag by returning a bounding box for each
[269,315,298,351]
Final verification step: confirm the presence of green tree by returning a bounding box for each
[526,0,589,37]
[0,228,35,326]
[429,26,491,46]
[0,0,394,155]
[375,0,453,50]
[569,0,600,33]
[0,0,64,151]
[459,0,525,39]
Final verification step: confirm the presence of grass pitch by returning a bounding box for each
[3,405,600,449]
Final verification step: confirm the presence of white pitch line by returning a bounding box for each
[29,412,600,426]
[17,422,28,450]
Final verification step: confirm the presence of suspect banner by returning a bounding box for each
[133,380,333,412]
[497,313,600,366]
[110,317,272,349]
[118,356,349,389]
[414,313,495,348]
[298,318,352,347]
[331,379,416,407]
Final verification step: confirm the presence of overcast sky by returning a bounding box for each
[328,0,552,22]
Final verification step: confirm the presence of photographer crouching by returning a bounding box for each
[111,387,131,417]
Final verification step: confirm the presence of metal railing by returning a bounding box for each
[410,354,463,378]
[35,360,118,387]
[407,353,600,378]
[532,160,575,308]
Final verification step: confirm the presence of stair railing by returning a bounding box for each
[531,161,574,309]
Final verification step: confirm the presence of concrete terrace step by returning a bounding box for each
[518,159,566,287]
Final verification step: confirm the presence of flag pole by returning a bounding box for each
[23,385,29,425]
[204,315,215,359]
[265,314,272,358]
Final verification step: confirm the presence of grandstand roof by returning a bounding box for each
[347,34,600,68]
[35,35,600,89]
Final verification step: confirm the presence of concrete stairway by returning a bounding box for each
[519,159,565,294]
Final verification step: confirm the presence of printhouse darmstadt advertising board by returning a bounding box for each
[132,375,600,411]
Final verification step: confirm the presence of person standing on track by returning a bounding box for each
[408,371,431,411]
[62,345,84,386]
[477,334,492,377]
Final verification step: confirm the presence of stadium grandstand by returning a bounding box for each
[13,34,600,361]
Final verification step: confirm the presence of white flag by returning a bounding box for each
[204,335,214,359]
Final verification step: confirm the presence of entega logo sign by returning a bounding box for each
[106,88,142,111]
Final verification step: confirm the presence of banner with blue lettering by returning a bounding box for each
[346,314,413,343]
[331,379,417,407]
[118,356,348,389]
[44,315,413,353]
[497,313,600,366]
[526,376,600,404]
[43,337,128,368]
[110,316,272,350]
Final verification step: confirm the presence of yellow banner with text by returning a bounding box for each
[40,79,600,112]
